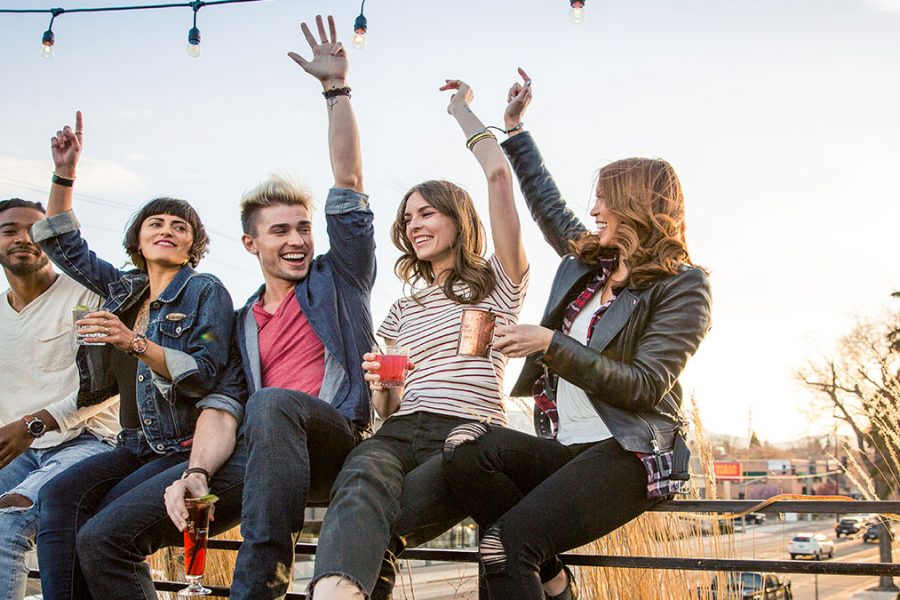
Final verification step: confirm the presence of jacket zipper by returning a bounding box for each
[637,413,661,455]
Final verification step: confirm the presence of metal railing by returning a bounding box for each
[27,498,900,599]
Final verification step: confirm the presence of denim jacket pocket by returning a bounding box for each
[157,313,195,341]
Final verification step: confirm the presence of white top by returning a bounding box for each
[556,291,614,445]
[378,255,529,426]
[0,273,120,449]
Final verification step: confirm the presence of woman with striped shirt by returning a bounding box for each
[309,79,529,599]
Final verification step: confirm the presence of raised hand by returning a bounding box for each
[50,111,83,178]
[288,15,348,90]
[439,79,475,116]
[504,68,532,130]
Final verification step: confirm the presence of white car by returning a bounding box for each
[788,533,835,560]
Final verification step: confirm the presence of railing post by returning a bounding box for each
[876,516,899,592]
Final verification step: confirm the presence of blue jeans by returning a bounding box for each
[310,412,473,597]
[36,429,188,600]
[76,389,359,600]
[0,432,111,600]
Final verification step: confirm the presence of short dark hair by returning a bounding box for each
[0,198,46,215]
[123,198,209,270]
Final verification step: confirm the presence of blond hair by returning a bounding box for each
[240,174,315,235]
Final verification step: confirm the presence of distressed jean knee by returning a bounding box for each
[478,523,508,576]
[442,422,489,461]
[307,572,369,599]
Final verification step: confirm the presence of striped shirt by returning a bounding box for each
[377,255,528,425]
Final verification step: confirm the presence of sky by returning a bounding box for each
[2,0,899,443]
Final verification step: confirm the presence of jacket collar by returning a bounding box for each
[155,264,199,303]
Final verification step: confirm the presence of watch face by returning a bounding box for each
[26,418,46,436]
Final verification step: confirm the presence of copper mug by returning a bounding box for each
[457,309,496,358]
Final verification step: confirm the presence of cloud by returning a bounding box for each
[0,155,150,202]
[115,109,153,118]
[864,0,900,12]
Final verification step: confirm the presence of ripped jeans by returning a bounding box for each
[0,432,111,600]
[442,424,658,600]
[310,412,473,598]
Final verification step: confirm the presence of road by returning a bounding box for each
[698,518,894,599]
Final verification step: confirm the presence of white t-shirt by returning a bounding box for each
[378,255,528,426]
[0,273,120,449]
[556,291,614,445]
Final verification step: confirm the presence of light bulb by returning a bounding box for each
[569,1,586,25]
[352,14,367,49]
[352,30,366,49]
[41,29,54,58]
[187,26,201,58]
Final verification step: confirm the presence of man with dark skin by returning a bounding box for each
[0,198,118,600]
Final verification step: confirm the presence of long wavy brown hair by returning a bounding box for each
[571,158,697,288]
[391,180,496,305]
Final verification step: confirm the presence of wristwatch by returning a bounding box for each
[22,415,47,438]
[128,333,149,356]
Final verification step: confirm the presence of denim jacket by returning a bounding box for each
[502,132,712,462]
[236,187,376,433]
[32,210,238,454]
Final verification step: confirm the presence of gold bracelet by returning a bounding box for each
[465,130,497,151]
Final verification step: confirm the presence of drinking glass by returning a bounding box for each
[371,345,409,388]
[177,495,217,597]
[72,305,106,346]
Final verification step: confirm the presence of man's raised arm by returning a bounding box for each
[288,14,363,193]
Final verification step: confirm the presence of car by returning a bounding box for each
[835,516,865,537]
[788,533,835,560]
[746,512,767,525]
[701,572,793,599]
[863,522,893,543]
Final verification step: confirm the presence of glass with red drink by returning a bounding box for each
[177,495,217,597]
[372,345,409,388]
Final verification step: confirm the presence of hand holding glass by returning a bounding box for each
[370,346,410,388]
[73,306,106,346]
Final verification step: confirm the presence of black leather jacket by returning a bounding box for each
[502,132,712,459]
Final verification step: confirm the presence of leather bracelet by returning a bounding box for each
[506,122,524,133]
[182,467,211,481]
[51,173,75,187]
[322,86,351,100]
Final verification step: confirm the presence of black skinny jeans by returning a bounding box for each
[442,424,658,600]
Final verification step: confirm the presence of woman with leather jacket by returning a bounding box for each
[442,70,713,600]
[30,112,236,599]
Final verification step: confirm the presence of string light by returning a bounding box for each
[0,0,267,58]
[352,0,367,49]
[568,0,586,25]
[187,1,202,57]
[40,9,64,58]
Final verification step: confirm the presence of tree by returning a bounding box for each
[797,292,900,591]
[797,298,900,498]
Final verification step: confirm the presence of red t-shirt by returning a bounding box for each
[253,292,326,396]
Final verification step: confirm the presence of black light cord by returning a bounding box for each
[0,0,265,16]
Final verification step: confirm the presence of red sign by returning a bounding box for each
[714,462,742,481]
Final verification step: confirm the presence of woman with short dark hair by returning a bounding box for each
[441,71,713,600]
[31,112,236,599]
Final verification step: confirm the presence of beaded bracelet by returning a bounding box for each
[323,86,352,100]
